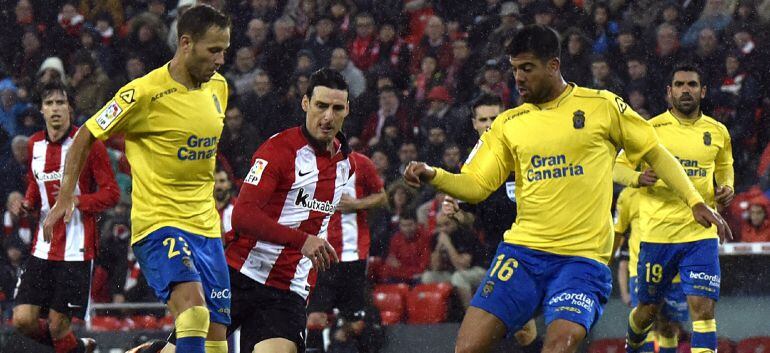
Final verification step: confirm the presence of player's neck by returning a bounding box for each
[168,58,201,89]
[46,124,69,143]
[216,196,230,210]
[543,79,569,104]
[670,108,701,122]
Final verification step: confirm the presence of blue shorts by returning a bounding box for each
[133,227,231,325]
[637,239,720,304]
[630,276,689,323]
[470,243,612,334]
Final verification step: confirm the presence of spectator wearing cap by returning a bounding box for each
[69,50,110,121]
[330,47,366,98]
[261,16,302,95]
[37,56,68,86]
[349,12,380,72]
[419,86,466,146]
[79,0,124,28]
[482,2,522,60]
[225,47,262,97]
[682,0,734,47]
[360,86,413,148]
[445,39,481,104]
[302,16,341,67]
[561,27,593,86]
[590,55,624,93]
[740,195,770,242]
[0,79,27,137]
[374,22,413,77]
[411,55,445,103]
[410,16,453,75]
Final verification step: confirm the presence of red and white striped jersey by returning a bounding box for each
[226,127,354,299]
[218,197,236,235]
[26,127,120,261]
[327,152,384,262]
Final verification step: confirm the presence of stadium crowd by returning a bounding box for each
[1,0,770,334]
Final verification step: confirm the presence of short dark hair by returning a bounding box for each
[306,68,349,99]
[507,25,561,61]
[472,94,503,112]
[37,80,69,106]
[669,63,704,85]
[177,4,231,41]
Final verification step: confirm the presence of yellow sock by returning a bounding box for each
[205,340,228,353]
[691,319,717,353]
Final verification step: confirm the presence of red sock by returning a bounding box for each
[52,331,81,353]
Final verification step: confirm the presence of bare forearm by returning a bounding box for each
[617,261,629,296]
[59,128,97,202]
[356,191,387,210]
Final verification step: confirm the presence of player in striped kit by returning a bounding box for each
[12,81,120,353]
[306,150,387,352]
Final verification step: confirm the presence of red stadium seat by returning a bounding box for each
[89,316,123,332]
[372,284,409,323]
[587,338,626,353]
[380,311,402,326]
[367,257,384,283]
[736,337,770,353]
[406,283,453,324]
[159,315,175,331]
[130,315,160,330]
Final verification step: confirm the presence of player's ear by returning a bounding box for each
[548,57,560,74]
[179,34,192,53]
[699,84,707,99]
[301,95,309,112]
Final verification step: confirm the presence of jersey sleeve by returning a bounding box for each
[357,154,384,195]
[231,140,309,249]
[613,150,641,187]
[714,124,734,189]
[607,94,659,165]
[614,189,631,234]
[431,117,515,204]
[84,81,143,140]
[77,140,121,213]
[24,138,40,208]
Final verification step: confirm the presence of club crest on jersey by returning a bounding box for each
[95,100,123,130]
[703,132,712,146]
[481,280,495,298]
[573,110,585,129]
[244,159,268,186]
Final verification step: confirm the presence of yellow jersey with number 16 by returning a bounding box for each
[85,64,228,245]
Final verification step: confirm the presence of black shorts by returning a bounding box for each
[307,260,367,318]
[227,267,307,353]
[14,257,92,319]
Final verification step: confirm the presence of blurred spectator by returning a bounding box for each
[411,55,445,104]
[549,0,584,34]
[2,135,29,202]
[649,23,685,80]
[402,0,435,45]
[689,27,726,87]
[410,16,453,74]
[419,123,448,167]
[219,105,259,179]
[584,2,620,55]
[225,47,262,97]
[79,0,124,27]
[0,237,26,319]
[302,16,340,67]
[531,1,557,28]
[608,25,643,83]
[37,56,68,86]
[295,49,318,73]
[285,0,318,37]
[440,144,463,173]
[166,0,195,52]
[477,59,511,107]
[329,0,353,40]
[382,211,432,284]
[481,2,522,60]
[370,148,398,185]
[740,195,770,242]
[11,29,46,87]
[53,2,85,57]
[445,39,480,105]
[240,71,282,139]
[418,86,465,144]
[370,180,419,256]
[4,191,33,245]
[14,106,44,137]
[330,47,366,98]
[396,140,419,175]
[561,27,593,86]
[214,167,236,236]
[733,0,767,41]
[625,57,666,115]
[96,202,131,305]
[109,53,146,96]
[78,25,116,76]
[262,16,302,95]
[123,12,171,70]
[590,55,623,93]
[373,22,412,77]
[421,210,486,309]
[69,50,110,121]
[727,24,769,97]
[360,86,411,147]
[241,18,270,61]
[682,0,733,47]
[0,79,27,137]
[467,0,502,47]
[3,0,42,72]
[349,12,379,72]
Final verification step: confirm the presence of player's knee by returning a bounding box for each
[176,306,210,339]
[11,311,37,334]
[307,312,328,328]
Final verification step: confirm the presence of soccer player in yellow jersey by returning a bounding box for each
[43,5,232,353]
[614,64,734,353]
[404,25,730,353]
[615,187,689,353]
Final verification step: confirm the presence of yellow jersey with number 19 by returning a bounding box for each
[433,84,659,264]
[615,110,733,244]
[85,64,228,245]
